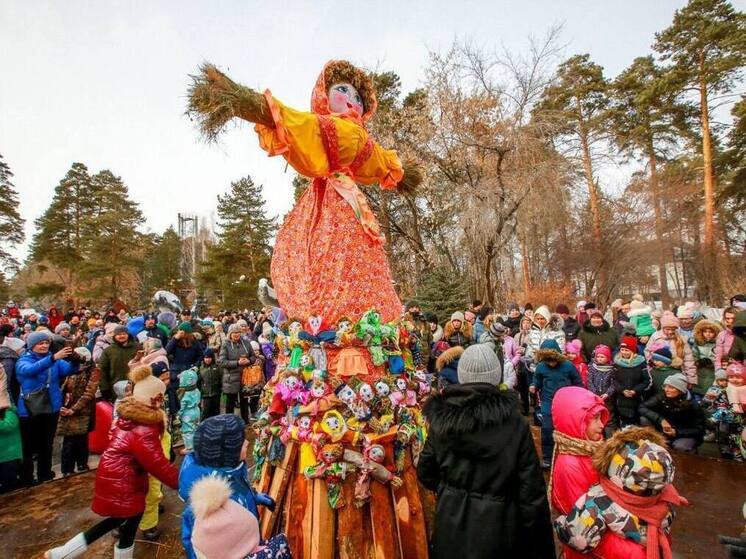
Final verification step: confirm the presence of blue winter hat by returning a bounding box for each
[203,347,215,359]
[38,315,49,325]
[26,330,51,350]
[193,414,246,468]
[143,312,157,322]
[539,339,561,353]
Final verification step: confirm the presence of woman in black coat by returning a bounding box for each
[417,344,555,559]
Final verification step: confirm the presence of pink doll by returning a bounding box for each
[389,376,417,409]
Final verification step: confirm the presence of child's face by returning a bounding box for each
[702,328,716,342]
[716,379,728,388]
[594,354,609,365]
[651,359,666,369]
[619,348,633,360]
[727,375,744,387]
[586,413,604,441]
[203,357,213,365]
[565,351,577,360]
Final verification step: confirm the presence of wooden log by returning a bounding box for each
[261,441,297,539]
[369,481,401,559]
[301,478,314,559]
[336,476,369,559]
[310,479,335,559]
[286,473,308,558]
[393,453,429,559]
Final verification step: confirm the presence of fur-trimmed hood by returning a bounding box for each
[436,346,464,372]
[693,319,721,346]
[443,319,473,341]
[116,397,166,429]
[535,347,567,363]
[423,383,517,457]
[592,426,667,475]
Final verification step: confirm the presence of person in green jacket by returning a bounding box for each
[0,364,22,493]
[99,326,140,401]
[578,309,620,363]
[198,348,222,420]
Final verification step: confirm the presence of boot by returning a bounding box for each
[44,533,88,559]
[113,544,134,559]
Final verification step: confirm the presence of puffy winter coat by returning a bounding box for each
[578,320,619,363]
[640,392,706,443]
[612,353,651,421]
[16,351,78,418]
[218,338,257,394]
[562,316,580,341]
[92,397,178,518]
[198,363,222,398]
[57,365,100,436]
[714,327,734,372]
[443,320,473,348]
[526,308,566,371]
[0,404,22,463]
[418,384,555,559]
[550,387,608,559]
[532,341,583,413]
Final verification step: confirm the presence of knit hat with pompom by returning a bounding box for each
[129,365,166,406]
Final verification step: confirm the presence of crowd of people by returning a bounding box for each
[0,294,744,558]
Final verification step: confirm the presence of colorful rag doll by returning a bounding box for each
[281,414,326,472]
[295,379,339,417]
[178,367,201,452]
[335,381,372,423]
[343,444,402,507]
[188,60,422,324]
[389,376,418,409]
[269,371,307,416]
[335,317,355,347]
[303,443,350,509]
[286,321,306,369]
[356,309,397,366]
[299,315,336,371]
[373,378,394,416]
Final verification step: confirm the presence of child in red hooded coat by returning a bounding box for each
[550,386,608,559]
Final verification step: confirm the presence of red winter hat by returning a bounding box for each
[620,336,638,354]
[593,344,612,361]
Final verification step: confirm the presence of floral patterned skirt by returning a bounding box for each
[271,179,401,325]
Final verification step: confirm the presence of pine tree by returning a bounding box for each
[199,176,277,309]
[414,266,470,323]
[30,162,94,294]
[535,54,611,298]
[78,170,145,301]
[0,154,24,274]
[142,226,183,296]
[655,0,746,301]
[609,56,696,305]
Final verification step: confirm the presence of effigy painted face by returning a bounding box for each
[284,374,301,391]
[298,415,312,430]
[337,384,356,404]
[328,82,363,115]
[395,378,408,391]
[289,321,302,336]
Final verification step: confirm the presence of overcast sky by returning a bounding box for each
[2,0,710,263]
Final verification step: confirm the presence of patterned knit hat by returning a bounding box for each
[457,344,502,385]
[194,414,246,468]
[607,438,674,496]
[593,344,612,361]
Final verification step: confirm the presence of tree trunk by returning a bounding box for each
[698,54,721,303]
[578,128,605,295]
[519,234,531,296]
[647,142,672,306]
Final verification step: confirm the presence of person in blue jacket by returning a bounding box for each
[16,330,78,485]
[179,414,274,559]
[530,338,583,468]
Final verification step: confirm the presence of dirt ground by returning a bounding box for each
[0,429,742,558]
